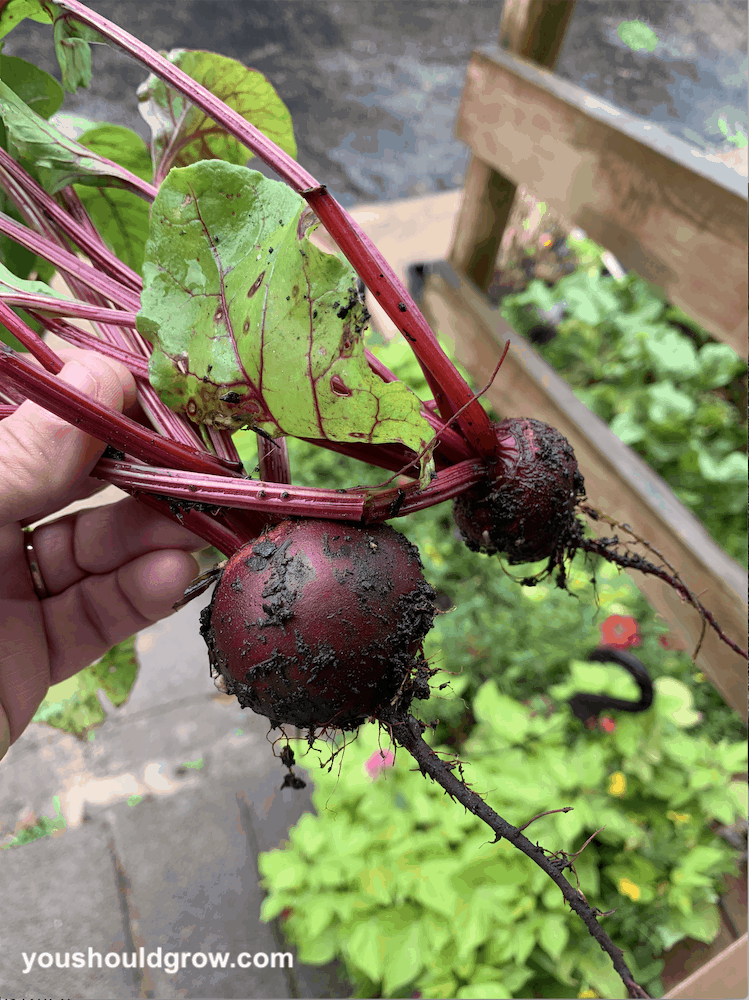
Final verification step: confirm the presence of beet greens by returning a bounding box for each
[0,4,745,997]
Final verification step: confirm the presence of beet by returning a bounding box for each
[453,417,585,563]
[201,519,436,732]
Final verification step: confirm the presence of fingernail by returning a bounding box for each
[61,360,94,393]
[0,706,10,764]
[187,553,201,581]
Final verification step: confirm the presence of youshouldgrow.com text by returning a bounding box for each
[21,946,294,975]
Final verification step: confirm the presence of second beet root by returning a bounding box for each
[453,417,586,565]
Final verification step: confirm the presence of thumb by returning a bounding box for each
[0,353,133,528]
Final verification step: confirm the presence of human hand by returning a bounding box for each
[0,349,208,761]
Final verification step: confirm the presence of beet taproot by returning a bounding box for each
[201,519,436,731]
[453,417,585,563]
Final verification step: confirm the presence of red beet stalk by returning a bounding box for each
[55,0,499,458]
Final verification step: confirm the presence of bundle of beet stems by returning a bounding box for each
[0,4,746,997]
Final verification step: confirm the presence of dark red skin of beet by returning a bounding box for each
[453,417,585,562]
[203,519,436,731]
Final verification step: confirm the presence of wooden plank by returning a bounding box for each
[456,45,748,352]
[421,263,747,720]
[662,932,747,1000]
[497,0,576,67]
[447,157,516,291]
[449,1,576,289]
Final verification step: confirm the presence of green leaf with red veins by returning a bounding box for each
[74,124,153,273]
[137,49,296,181]
[136,160,434,477]
[0,78,144,193]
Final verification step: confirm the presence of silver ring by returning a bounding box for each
[23,528,49,600]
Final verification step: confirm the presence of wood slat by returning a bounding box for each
[497,0,576,67]
[456,45,748,352]
[448,0,577,289]
[421,262,747,720]
[663,932,747,1000]
[447,157,516,291]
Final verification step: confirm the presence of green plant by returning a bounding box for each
[259,676,746,999]
[1,795,66,848]
[499,262,747,566]
[31,634,138,736]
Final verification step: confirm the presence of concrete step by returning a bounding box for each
[0,816,136,998]
[1,589,353,998]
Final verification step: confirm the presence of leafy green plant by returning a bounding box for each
[31,635,138,736]
[259,677,746,999]
[499,261,747,566]
[1,795,66,848]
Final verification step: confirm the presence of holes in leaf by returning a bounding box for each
[331,375,352,397]
[247,271,266,297]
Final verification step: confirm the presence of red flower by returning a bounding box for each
[601,615,640,650]
[599,716,616,733]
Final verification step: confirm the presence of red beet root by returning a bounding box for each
[453,417,585,563]
[201,519,436,732]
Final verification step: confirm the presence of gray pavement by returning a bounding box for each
[0,584,353,999]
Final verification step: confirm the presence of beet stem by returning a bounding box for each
[56,0,499,458]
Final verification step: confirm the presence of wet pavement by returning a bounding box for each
[2,1,746,205]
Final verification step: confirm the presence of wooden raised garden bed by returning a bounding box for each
[417,3,747,997]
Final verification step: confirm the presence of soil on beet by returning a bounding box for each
[453,418,586,565]
[201,520,436,733]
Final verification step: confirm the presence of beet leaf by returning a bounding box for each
[137,48,296,185]
[0,78,154,196]
[137,160,434,476]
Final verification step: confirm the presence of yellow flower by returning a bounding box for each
[578,991,598,998]
[619,878,641,901]
[667,811,691,824]
[608,772,626,796]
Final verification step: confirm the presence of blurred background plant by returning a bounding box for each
[486,201,747,569]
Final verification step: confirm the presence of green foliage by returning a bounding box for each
[73,123,153,274]
[0,0,55,42]
[0,48,63,119]
[0,0,107,93]
[0,77,151,194]
[1,796,65,849]
[137,48,297,178]
[31,636,139,736]
[0,49,62,347]
[617,21,658,54]
[138,161,433,471]
[259,680,746,999]
[499,263,747,565]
